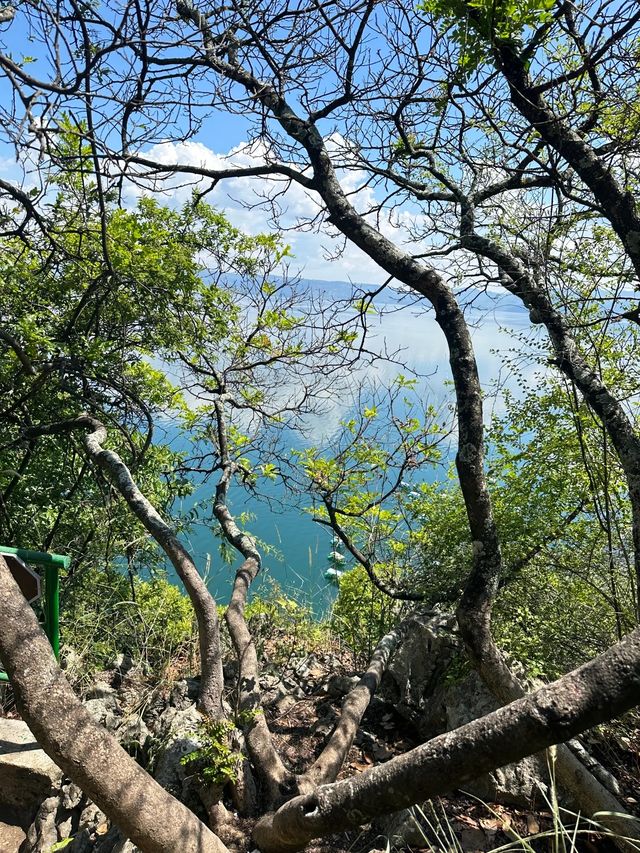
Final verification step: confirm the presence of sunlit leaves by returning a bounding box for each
[295,386,449,601]
[420,0,555,74]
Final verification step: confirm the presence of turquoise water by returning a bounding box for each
[161,285,529,608]
[172,473,337,611]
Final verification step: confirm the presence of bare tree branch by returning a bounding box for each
[24,414,225,718]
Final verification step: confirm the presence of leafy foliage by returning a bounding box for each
[331,565,401,662]
[420,0,555,74]
[245,580,330,665]
[180,718,240,786]
[296,379,449,599]
[61,570,195,679]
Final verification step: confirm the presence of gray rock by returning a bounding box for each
[260,675,290,707]
[460,827,489,851]
[84,682,117,703]
[66,829,97,853]
[445,671,549,806]
[274,694,297,715]
[66,835,93,853]
[110,653,135,676]
[278,683,305,700]
[83,682,120,731]
[153,705,178,736]
[77,802,108,835]
[170,678,200,710]
[153,705,204,797]
[83,698,119,730]
[116,716,150,753]
[57,814,74,841]
[92,826,140,853]
[322,674,360,698]
[378,806,496,851]
[60,782,84,811]
[223,661,238,682]
[294,653,320,678]
[0,821,26,853]
[60,647,84,682]
[83,681,119,731]
[312,720,333,737]
[24,795,59,853]
[374,806,430,848]
[112,840,140,853]
[91,826,120,852]
[383,612,458,738]
[0,719,63,810]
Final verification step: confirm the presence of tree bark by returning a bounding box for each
[178,3,504,676]
[253,625,640,852]
[455,226,640,846]
[26,415,225,718]
[0,555,230,853]
[297,615,410,791]
[211,399,291,801]
[459,227,640,613]
[493,38,640,281]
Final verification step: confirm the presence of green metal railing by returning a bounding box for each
[0,546,70,683]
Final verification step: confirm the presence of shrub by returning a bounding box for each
[330,565,401,664]
[244,579,329,665]
[61,567,195,681]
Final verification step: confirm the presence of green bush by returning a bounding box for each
[61,567,194,681]
[494,565,621,679]
[180,718,240,786]
[330,565,401,663]
[244,579,329,665]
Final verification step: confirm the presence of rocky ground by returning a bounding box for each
[1,644,639,853]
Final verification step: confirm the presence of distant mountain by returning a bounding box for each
[223,270,528,322]
[287,276,528,319]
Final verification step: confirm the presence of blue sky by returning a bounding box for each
[0,4,454,287]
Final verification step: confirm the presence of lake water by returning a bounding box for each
[165,283,531,609]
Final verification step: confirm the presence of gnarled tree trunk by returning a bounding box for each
[0,554,230,853]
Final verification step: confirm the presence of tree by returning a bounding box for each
[2,1,640,851]
[0,157,369,717]
[0,162,199,574]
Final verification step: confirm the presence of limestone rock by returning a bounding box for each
[0,822,26,853]
[92,826,140,853]
[445,671,549,806]
[57,814,74,840]
[110,653,135,677]
[376,806,503,851]
[322,674,360,698]
[112,840,140,853]
[83,683,120,730]
[66,831,95,853]
[374,806,429,849]
[116,715,150,754]
[84,682,117,703]
[383,612,458,738]
[78,802,107,831]
[153,705,203,797]
[0,718,63,810]
[24,795,59,853]
[60,782,84,811]
[274,694,297,715]
[169,678,199,710]
[259,673,285,706]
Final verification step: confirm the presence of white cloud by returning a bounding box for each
[125,138,446,286]
[125,136,538,436]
